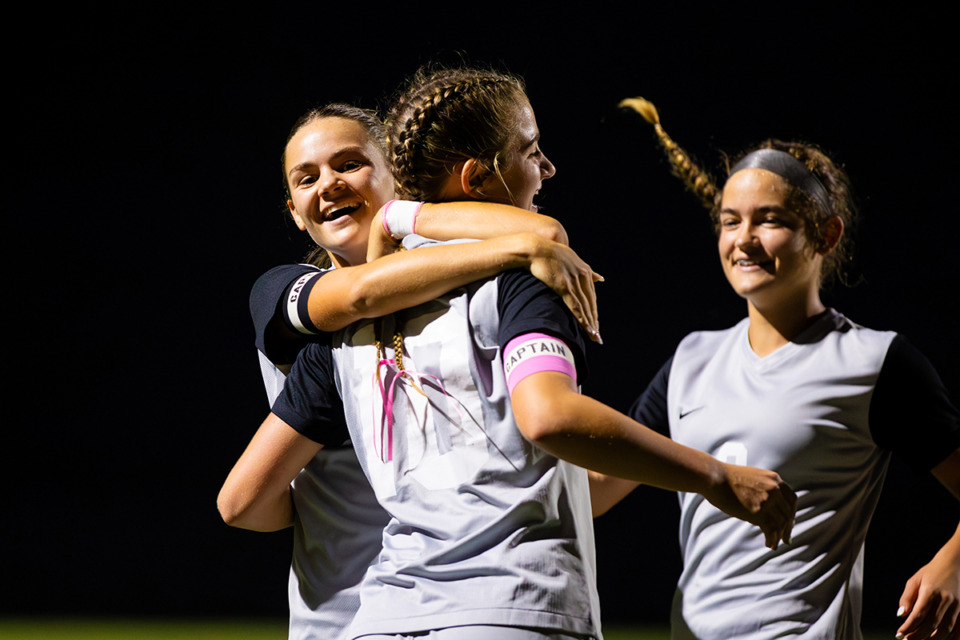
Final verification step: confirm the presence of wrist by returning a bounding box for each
[382,200,422,240]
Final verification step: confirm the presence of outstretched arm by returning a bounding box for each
[511,371,796,549]
[217,412,323,532]
[895,447,960,640]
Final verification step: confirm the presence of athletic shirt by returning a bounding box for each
[251,264,389,640]
[630,309,960,640]
[273,257,602,638]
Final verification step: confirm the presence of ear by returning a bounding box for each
[287,199,307,232]
[819,216,844,254]
[459,158,489,200]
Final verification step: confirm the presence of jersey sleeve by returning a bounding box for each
[869,334,960,472]
[250,264,330,366]
[270,343,350,447]
[496,269,589,385]
[629,357,673,437]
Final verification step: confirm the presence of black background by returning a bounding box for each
[7,3,959,633]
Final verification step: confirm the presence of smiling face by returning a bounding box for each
[479,101,556,212]
[718,169,825,310]
[284,117,394,267]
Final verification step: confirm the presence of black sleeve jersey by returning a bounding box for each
[629,356,674,438]
[270,341,350,447]
[497,269,589,386]
[250,264,329,366]
[869,334,960,471]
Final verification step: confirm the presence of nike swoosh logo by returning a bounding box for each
[679,406,705,419]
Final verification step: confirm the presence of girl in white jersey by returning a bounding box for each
[223,68,798,640]
[232,102,606,640]
[620,98,960,640]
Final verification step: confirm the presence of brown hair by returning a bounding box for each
[281,103,388,268]
[622,97,857,287]
[386,66,529,202]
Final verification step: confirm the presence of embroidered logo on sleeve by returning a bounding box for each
[503,332,577,394]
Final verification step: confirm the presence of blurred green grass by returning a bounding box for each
[0,619,894,639]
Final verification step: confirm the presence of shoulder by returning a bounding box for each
[495,269,589,380]
[630,355,675,436]
[251,263,331,367]
[870,331,960,471]
[673,319,747,363]
[272,341,349,447]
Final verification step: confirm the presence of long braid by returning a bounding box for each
[392,331,405,372]
[620,97,720,213]
[391,80,484,199]
[387,67,526,202]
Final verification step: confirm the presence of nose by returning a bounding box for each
[540,151,556,180]
[318,167,345,196]
[734,221,758,249]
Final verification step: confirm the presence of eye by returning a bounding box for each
[297,174,318,186]
[339,159,366,172]
[719,215,740,229]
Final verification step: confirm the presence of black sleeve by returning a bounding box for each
[870,334,960,472]
[250,264,329,366]
[629,357,673,437]
[270,343,350,447]
[496,269,589,385]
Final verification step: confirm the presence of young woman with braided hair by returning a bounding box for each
[618,98,960,640]
[222,102,605,640]
[253,67,797,639]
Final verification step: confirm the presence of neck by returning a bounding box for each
[745,289,826,357]
[329,246,366,269]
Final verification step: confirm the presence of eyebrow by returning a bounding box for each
[519,132,540,152]
[719,204,790,215]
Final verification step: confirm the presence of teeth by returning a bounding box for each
[324,204,360,221]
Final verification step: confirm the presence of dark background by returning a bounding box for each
[7,3,958,634]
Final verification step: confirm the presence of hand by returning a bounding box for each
[527,239,604,343]
[366,207,401,262]
[896,538,960,639]
[707,462,797,550]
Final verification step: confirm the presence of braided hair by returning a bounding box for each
[386,66,528,202]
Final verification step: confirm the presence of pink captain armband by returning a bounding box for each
[382,199,423,240]
[503,332,577,395]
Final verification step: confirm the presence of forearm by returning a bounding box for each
[588,471,641,517]
[513,373,724,494]
[513,372,793,548]
[217,413,321,532]
[416,201,568,245]
[310,233,549,331]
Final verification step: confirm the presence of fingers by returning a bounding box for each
[578,269,601,344]
[899,594,960,639]
[756,475,796,549]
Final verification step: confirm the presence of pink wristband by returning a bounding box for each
[503,332,577,395]
[382,200,423,240]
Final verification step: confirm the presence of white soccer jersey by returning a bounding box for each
[251,264,389,640]
[631,309,960,640]
[274,266,602,639]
